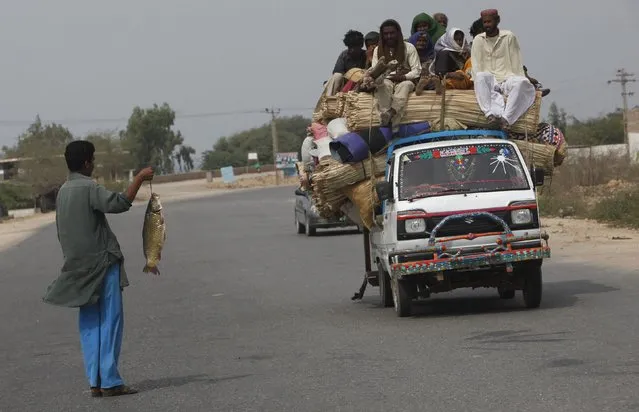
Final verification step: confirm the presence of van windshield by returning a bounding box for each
[398,142,530,200]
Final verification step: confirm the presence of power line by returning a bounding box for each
[608,68,636,157]
[0,106,314,127]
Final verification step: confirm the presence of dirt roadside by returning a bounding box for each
[0,180,636,273]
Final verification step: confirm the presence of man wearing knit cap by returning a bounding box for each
[471,9,536,130]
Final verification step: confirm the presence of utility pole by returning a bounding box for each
[264,107,281,185]
[608,69,636,158]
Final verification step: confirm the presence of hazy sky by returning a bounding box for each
[0,0,637,160]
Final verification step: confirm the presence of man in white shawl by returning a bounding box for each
[429,27,471,79]
[471,9,536,130]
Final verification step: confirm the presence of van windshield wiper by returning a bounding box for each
[405,188,470,201]
[436,188,471,194]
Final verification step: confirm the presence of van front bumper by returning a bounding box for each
[389,211,551,278]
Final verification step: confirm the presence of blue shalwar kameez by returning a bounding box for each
[78,263,124,389]
[43,172,134,391]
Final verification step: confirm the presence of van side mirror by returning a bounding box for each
[294,188,306,196]
[375,181,394,202]
[532,168,545,186]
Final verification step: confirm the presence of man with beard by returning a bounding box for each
[469,15,550,98]
[326,30,367,96]
[370,19,421,128]
[471,9,536,130]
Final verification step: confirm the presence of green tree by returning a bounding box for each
[543,103,624,147]
[0,116,74,195]
[120,103,184,174]
[86,130,134,180]
[547,102,568,135]
[566,110,624,146]
[201,115,311,170]
[175,145,196,171]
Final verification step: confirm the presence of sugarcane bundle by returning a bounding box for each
[320,92,349,120]
[340,176,384,230]
[512,140,556,175]
[344,90,542,135]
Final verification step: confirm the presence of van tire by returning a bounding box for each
[378,265,393,308]
[522,266,543,308]
[393,279,413,317]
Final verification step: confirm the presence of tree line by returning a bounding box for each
[1,103,196,197]
[201,115,310,170]
[546,102,625,146]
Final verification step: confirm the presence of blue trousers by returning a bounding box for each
[78,263,124,389]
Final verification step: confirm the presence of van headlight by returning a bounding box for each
[511,209,532,225]
[405,218,426,233]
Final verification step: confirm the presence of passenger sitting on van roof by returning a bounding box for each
[433,13,448,29]
[415,28,472,95]
[325,30,367,96]
[410,13,446,43]
[364,31,380,69]
[432,28,473,90]
[407,32,435,71]
[471,9,536,129]
[468,17,550,97]
[371,19,422,127]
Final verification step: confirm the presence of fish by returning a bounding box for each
[142,192,166,275]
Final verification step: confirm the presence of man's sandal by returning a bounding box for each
[101,385,139,397]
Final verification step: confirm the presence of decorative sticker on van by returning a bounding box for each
[403,144,500,163]
[446,154,476,181]
[489,147,519,175]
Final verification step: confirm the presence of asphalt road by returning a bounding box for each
[1,186,639,411]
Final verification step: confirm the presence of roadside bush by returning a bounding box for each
[0,183,34,210]
[590,188,639,229]
[539,151,639,229]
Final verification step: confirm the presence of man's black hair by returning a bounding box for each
[64,140,95,172]
[343,30,364,48]
[364,31,380,43]
[469,18,484,37]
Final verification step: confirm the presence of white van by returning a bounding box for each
[362,129,551,317]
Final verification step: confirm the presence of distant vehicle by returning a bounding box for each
[294,188,361,236]
[35,185,60,213]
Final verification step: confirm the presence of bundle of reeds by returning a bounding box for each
[320,92,349,120]
[340,177,383,230]
[512,139,556,175]
[344,90,542,135]
[310,154,387,218]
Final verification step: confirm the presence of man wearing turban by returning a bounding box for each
[471,9,536,130]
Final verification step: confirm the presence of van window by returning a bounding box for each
[398,143,530,200]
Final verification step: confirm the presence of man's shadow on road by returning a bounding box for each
[133,373,253,393]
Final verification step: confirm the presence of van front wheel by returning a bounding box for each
[393,279,413,318]
[378,265,394,308]
[522,266,543,308]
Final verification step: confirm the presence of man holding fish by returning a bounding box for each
[43,140,155,397]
